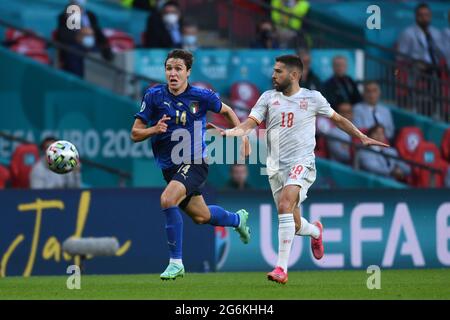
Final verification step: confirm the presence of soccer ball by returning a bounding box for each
[46,140,80,174]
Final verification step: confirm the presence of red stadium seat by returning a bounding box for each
[411,141,447,187]
[230,81,260,105]
[230,81,260,121]
[395,126,424,161]
[10,144,40,188]
[5,28,25,42]
[316,116,334,159]
[5,28,46,49]
[15,37,46,50]
[10,44,51,64]
[27,51,51,64]
[315,135,328,158]
[441,128,450,163]
[103,28,135,52]
[0,165,10,189]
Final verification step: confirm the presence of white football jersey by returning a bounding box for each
[249,88,335,173]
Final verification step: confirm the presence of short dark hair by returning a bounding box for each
[363,80,379,88]
[162,1,180,10]
[165,49,194,70]
[275,54,303,72]
[415,2,430,14]
[40,136,57,152]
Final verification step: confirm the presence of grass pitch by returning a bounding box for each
[1,269,449,300]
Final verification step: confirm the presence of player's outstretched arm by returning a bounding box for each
[130,115,170,142]
[330,112,390,147]
[218,103,252,157]
[207,117,258,137]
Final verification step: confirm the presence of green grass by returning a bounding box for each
[1,269,449,300]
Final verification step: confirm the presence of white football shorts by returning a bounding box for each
[268,162,316,208]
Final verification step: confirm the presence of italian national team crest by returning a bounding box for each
[189,101,199,114]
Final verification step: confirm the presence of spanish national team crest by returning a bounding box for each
[299,98,308,110]
[189,101,199,114]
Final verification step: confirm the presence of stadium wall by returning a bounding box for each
[0,188,216,277]
[0,46,147,187]
[1,188,449,277]
[216,189,450,272]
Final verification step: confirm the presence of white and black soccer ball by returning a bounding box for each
[46,140,79,174]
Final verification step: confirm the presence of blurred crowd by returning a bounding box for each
[0,137,82,190]
[2,0,449,189]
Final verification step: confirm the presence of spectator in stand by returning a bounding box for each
[181,21,200,52]
[56,0,113,77]
[251,20,280,49]
[442,10,450,69]
[353,81,395,142]
[270,0,311,49]
[298,49,322,91]
[323,55,362,108]
[30,137,82,189]
[120,0,166,11]
[224,164,251,190]
[358,125,410,182]
[144,1,183,48]
[327,102,353,164]
[397,3,446,71]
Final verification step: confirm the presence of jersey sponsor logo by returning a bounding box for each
[189,101,199,114]
[299,98,308,110]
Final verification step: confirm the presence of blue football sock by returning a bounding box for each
[163,206,183,260]
[208,205,240,227]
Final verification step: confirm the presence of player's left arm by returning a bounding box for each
[218,102,251,157]
[330,112,390,147]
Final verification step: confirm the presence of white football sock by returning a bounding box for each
[170,258,183,266]
[276,213,295,272]
[296,217,320,239]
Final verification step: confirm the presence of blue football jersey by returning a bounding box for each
[134,84,222,169]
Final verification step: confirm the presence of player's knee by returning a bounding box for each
[278,199,293,214]
[160,194,177,209]
[192,215,208,224]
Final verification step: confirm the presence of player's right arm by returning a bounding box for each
[130,115,170,142]
[218,118,259,137]
[208,91,269,137]
[131,88,171,142]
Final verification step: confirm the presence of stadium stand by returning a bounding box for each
[0,164,10,189]
[395,126,425,162]
[0,0,449,190]
[9,143,39,189]
[229,81,260,121]
[441,128,450,162]
[411,141,448,187]
[103,28,135,53]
